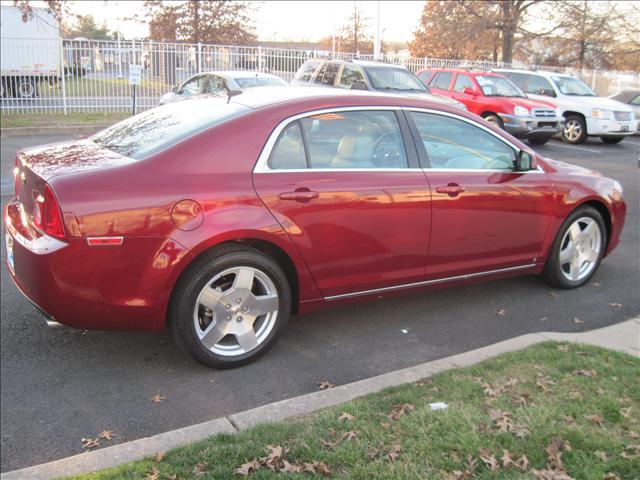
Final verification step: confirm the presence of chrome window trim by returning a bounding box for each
[253,105,546,174]
[404,107,546,174]
[324,263,537,301]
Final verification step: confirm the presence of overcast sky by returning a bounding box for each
[1,0,426,43]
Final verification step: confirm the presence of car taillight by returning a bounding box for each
[33,184,65,240]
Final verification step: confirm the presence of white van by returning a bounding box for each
[495,69,637,144]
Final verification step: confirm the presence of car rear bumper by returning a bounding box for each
[586,118,638,136]
[4,198,190,332]
[500,114,564,139]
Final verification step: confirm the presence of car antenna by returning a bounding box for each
[226,89,243,104]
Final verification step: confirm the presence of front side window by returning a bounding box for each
[631,95,640,106]
[525,75,556,97]
[339,65,367,89]
[429,72,453,90]
[410,112,516,170]
[476,75,525,97]
[294,61,320,82]
[268,122,307,170]
[180,76,205,96]
[453,74,475,93]
[205,76,225,94]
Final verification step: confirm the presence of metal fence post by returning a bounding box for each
[258,45,263,72]
[59,36,67,115]
[197,42,202,73]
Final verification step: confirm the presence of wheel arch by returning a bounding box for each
[562,110,586,124]
[481,111,499,118]
[580,199,612,251]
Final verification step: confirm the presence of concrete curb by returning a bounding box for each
[0,125,111,137]
[2,318,638,480]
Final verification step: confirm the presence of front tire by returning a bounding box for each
[483,113,504,129]
[601,136,624,144]
[543,206,606,289]
[561,115,587,144]
[169,245,291,368]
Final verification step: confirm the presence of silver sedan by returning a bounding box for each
[158,71,287,105]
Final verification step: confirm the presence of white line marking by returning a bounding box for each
[548,142,602,154]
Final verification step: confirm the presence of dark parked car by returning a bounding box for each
[159,70,287,105]
[5,88,626,368]
[291,59,467,110]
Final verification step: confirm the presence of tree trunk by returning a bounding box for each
[501,1,514,64]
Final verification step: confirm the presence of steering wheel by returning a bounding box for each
[372,133,404,167]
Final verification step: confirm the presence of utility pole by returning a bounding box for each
[373,1,381,60]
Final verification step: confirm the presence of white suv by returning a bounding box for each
[495,69,638,144]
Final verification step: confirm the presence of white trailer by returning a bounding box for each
[0,5,61,98]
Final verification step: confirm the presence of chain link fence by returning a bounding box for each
[1,37,638,114]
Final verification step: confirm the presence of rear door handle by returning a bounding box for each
[278,188,319,202]
[436,183,465,197]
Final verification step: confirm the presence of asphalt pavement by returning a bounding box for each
[1,133,639,472]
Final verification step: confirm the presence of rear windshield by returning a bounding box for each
[235,77,285,88]
[91,99,250,159]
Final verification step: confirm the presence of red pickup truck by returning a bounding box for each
[418,68,563,145]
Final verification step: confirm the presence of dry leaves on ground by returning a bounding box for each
[81,437,101,450]
[145,467,160,480]
[572,369,597,377]
[573,318,584,324]
[608,302,622,308]
[193,461,208,476]
[98,430,115,440]
[557,344,570,352]
[594,451,609,462]
[385,403,415,421]
[236,445,331,477]
[338,412,354,422]
[320,430,357,449]
[154,452,165,462]
[496,308,506,316]
[478,448,500,472]
[586,414,605,427]
[549,292,560,298]
[536,373,556,392]
[150,394,166,404]
[317,380,335,390]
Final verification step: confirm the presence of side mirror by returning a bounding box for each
[463,87,475,95]
[171,86,179,93]
[516,150,535,171]
[350,81,368,90]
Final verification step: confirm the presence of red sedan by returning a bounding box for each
[4,88,626,368]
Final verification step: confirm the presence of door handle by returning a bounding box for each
[278,188,319,202]
[436,183,465,197]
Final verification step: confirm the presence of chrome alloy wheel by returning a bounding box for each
[559,217,602,282]
[193,266,279,357]
[563,119,582,142]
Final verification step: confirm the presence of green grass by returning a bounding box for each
[68,343,640,479]
[0,112,130,128]
[39,77,172,98]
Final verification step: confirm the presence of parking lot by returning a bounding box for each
[1,133,638,473]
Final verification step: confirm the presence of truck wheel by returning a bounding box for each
[561,115,587,144]
[17,78,36,99]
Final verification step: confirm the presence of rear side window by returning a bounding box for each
[316,63,340,85]
[91,99,250,159]
[410,112,516,170]
[294,61,320,82]
[339,65,366,89]
[429,72,452,90]
[631,95,640,106]
[505,72,527,90]
[268,122,307,170]
[525,75,555,96]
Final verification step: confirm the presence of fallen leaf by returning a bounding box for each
[620,407,632,418]
[262,444,284,468]
[540,317,548,322]
[367,442,385,459]
[557,344,570,352]
[531,469,575,480]
[338,412,354,422]
[489,409,513,432]
[501,449,516,469]
[154,452,165,462]
[545,438,567,471]
[536,374,556,392]
[603,474,621,480]
[280,460,302,473]
[517,454,530,472]
[496,308,506,316]
[590,281,601,287]
[193,461,208,476]
[302,461,331,476]
[608,302,622,308]
[586,414,605,426]
[573,317,584,324]
[150,394,165,404]
[479,448,500,471]
[236,459,261,476]
[145,467,160,480]
[387,443,402,462]
[98,430,115,440]
[573,369,597,377]
[317,380,335,390]
[594,451,609,462]
[512,423,531,439]
[81,437,101,450]
[549,292,559,298]
[385,403,415,421]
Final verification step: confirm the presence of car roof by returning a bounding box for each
[494,68,572,78]
[425,68,500,77]
[196,70,281,79]
[306,58,406,69]
[224,86,452,111]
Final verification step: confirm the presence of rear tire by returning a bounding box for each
[561,115,587,144]
[16,78,36,99]
[543,206,606,289]
[169,245,291,368]
[601,136,624,144]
